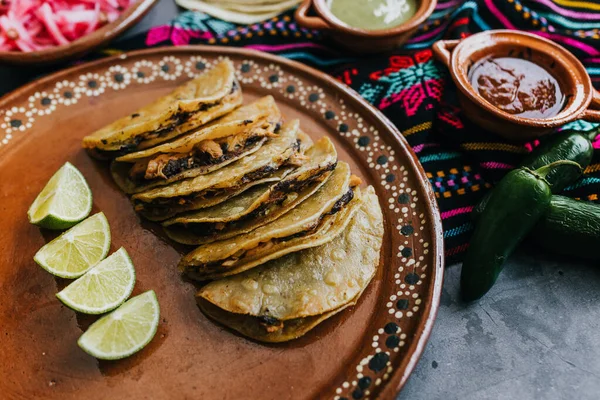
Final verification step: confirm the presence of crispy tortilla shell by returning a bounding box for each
[110,97,282,194]
[132,120,304,220]
[203,0,301,13]
[179,162,352,278]
[196,186,383,341]
[176,0,291,24]
[110,137,267,194]
[197,297,355,343]
[82,59,242,158]
[115,96,282,163]
[163,137,338,245]
[194,186,362,280]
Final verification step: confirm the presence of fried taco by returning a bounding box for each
[196,186,383,342]
[179,162,363,280]
[110,96,283,194]
[83,59,242,159]
[132,120,307,221]
[163,136,338,245]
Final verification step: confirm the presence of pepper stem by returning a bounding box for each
[585,126,600,141]
[534,160,582,179]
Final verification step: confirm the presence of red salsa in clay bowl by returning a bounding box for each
[433,30,600,140]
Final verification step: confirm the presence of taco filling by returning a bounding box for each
[134,162,287,212]
[93,81,241,159]
[195,186,383,342]
[175,162,336,238]
[128,127,271,185]
[83,60,243,159]
[131,120,306,221]
[162,136,339,245]
[189,186,356,275]
[110,96,286,194]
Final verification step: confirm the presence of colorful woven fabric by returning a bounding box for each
[114,0,600,264]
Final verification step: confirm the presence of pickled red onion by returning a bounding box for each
[0,0,135,52]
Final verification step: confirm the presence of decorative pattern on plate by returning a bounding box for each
[0,48,442,399]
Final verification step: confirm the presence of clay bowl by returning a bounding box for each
[0,0,158,65]
[433,30,600,140]
[295,0,437,54]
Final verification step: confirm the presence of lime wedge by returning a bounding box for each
[28,162,92,229]
[33,212,111,279]
[78,290,160,360]
[56,248,135,314]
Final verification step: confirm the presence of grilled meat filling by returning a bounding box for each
[257,316,284,333]
[93,82,241,158]
[183,163,337,238]
[134,164,283,215]
[327,187,354,215]
[192,187,355,273]
[128,134,266,184]
[134,139,304,218]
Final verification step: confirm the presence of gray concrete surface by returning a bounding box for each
[401,250,600,400]
[2,1,600,398]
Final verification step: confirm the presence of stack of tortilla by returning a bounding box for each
[175,0,302,24]
[83,60,384,343]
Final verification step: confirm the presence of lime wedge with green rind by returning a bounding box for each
[28,162,93,230]
[78,290,160,360]
[56,248,135,314]
[34,212,111,279]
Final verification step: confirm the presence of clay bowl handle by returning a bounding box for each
[432,39,460,67]
[295,0,330,31]
[581,88,600,122]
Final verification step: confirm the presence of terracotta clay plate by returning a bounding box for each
[0,46,443,400]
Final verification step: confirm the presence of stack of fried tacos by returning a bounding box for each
[131,120,308,221]
[110,96,283,194]
[83,60,242,159]
[84,60,385,343]
[178,162,361,280]
[163,136,338,245]
[196,187,383,342]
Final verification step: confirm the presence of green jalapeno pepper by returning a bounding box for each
[530,195,600,261]
[461,161,581,301]
[473,128,598,219]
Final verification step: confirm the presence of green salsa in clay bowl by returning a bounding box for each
[295,0,436,53]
